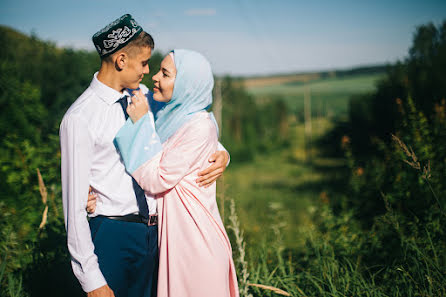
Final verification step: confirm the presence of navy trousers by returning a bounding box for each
[89,216,158,297]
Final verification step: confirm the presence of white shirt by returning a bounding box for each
[59,73,157,292]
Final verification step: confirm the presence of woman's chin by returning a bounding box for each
[153,94,171,103]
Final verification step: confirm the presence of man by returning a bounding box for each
[60,14,229,297]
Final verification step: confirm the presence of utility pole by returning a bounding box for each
[304,80,312,163]
[214,78,225,222]
[214,78,223,139]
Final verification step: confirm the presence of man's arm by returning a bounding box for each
[60,114,107,293]
[196,142,230,187]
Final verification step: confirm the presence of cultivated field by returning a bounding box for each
[245,73,385,117]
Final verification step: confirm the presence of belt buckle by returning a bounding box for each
[148,214,158,226]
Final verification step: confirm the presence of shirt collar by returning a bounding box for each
[90,72,130,105]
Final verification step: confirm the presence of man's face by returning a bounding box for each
[121,46,152,89]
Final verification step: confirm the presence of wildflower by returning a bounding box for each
[320,191,329,204]
[341,135,350,149]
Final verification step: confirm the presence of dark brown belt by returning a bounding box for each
[99,214,158,226]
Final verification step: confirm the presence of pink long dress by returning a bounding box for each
[131,112,239,297]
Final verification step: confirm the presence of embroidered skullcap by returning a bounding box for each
[92,14,143,57]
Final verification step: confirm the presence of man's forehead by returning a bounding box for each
[139,47,152,60]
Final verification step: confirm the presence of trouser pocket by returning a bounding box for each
[89,216,105,242]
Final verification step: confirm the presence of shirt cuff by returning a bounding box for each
[77,266,107,293]
[114,114,163,173]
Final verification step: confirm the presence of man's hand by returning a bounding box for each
[127,90,149,123]
[196,151,229,187]
[87,285,115,297]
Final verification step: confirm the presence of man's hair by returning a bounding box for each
[102,31,154,63]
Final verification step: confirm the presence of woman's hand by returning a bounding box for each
[127,90,149,123]
[87,186,97,214]
[196,151,229,187]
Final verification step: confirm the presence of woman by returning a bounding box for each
[114,49,239,297]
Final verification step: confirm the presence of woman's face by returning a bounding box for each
[152,54,177,102]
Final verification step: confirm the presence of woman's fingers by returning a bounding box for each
[133,90,146,101]
[126,103,134,115]
[87,191,96,201]
[198,173,221,188]
[87,189,97,214]
[87,201,96,213]
[86,205,95,214]
[130,93,140,104]
[127,91,149,123]
[196,167,223,187]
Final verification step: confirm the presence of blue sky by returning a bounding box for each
[1,0,445,75]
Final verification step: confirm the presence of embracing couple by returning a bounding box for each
[60,14,239,297]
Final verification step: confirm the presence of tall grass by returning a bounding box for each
[226,195,444,296]
[224,123,445,296]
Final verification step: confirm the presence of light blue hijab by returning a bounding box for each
[151,49,216,143]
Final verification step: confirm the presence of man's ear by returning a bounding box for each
[114,52,127,71]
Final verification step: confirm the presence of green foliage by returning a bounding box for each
[339,21,446,161]
[225,20,446,297]
[0,26,100,135]
[310,20,446,296]
[220,76,290,162]
[0,26,97,296]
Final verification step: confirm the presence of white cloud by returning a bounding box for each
[184,9,216,16]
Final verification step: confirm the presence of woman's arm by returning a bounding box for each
[114,114,162,174]
[115,114,216,194]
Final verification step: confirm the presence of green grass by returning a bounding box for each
[229,73,384,249]
[220,149,314,250]
[221,118,446,297]
[247,74,385,117]
[218,118,344,251]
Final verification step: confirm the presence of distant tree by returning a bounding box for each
[334,21,446,161]
[407,22,446,117]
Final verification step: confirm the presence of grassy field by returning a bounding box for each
[221,68,446,296]
[219,73,383,252]
[242,72,321,88]
[218,118,345,252]
[246,73,384,117]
